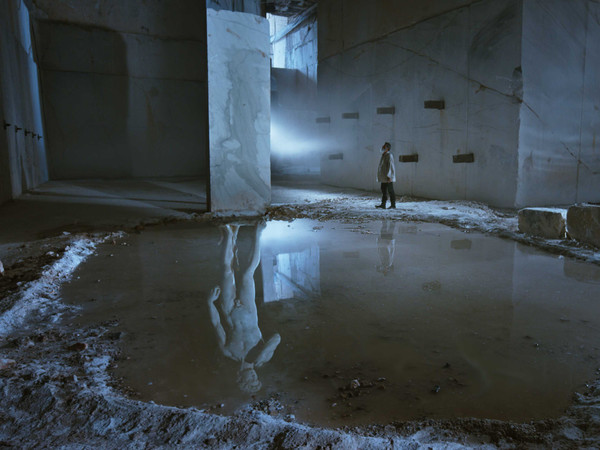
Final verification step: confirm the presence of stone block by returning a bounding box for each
[567,204,600,248]
[207,9,271,215]
[518,207,566,239]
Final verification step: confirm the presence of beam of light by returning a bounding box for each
[270,119,331,157]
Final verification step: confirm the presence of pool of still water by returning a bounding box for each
[61,219,600,427]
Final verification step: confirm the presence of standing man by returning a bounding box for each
[376,142,396,209]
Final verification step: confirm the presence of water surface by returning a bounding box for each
[62,219,600,426]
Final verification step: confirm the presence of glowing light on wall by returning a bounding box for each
[271,118,333,157]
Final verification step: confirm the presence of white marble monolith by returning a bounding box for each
[207,9,271,215]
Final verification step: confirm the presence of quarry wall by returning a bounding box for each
[318,0,522,207]
[0,0,48,204]
[517,0,600,207]
[29,0,208,179]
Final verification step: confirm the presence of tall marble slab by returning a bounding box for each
[207,9,271,215]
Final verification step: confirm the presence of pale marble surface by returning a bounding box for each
[319,0,522,207]
[518,0,600,206]
[207,9,271,215]
[35,8,207,180]
[318,0,600,208]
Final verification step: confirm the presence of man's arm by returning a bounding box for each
[254,333,281,367]
[387,153,395,181]
[207,286,228,353]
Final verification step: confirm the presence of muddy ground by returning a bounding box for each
[1,195,600,448]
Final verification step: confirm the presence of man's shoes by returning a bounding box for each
[375,204,386,209]
[388,205,396,209]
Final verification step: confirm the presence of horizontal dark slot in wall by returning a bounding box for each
[453,153,475,163]
[342,112,359,119]
[451,239,472,250]
[399,154,419,163]
[329,153,344,160]
[316,117,331,123]
[424,100,445,110]
[376,107,395,115]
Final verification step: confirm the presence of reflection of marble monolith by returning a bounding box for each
[207,9,271,215]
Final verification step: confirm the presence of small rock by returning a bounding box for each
[377,377,387,382]
[106,331,123,341]
[0,259,4,276]
[64,374,78,383]
[431,385,441,394]
[350,379,361,389]
[0,358,16,370]
[68,342,88,352]
[204,438,217,446]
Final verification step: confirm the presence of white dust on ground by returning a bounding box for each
[1,191,600,448]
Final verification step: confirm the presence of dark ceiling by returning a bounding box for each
[265,0,317,17]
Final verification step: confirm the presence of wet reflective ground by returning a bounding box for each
[61,220,600,427]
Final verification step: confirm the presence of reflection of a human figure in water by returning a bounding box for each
[376,219,396,275]
[207,222,281,393]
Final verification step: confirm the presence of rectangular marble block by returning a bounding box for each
[567,204,600,248]
[518,207,566,239]
[207,9,271,215]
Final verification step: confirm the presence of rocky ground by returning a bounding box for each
[1,188,600,449]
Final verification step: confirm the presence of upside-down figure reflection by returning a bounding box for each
[207,222,281,393]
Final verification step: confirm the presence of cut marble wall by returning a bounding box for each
[0,0,48,204]
[284,14,318,95]
[206,0,261,15]
[207,9,271,215]
[269,12,320,177]
[318,0,522,207]
[318,0,482,61]
[517,0,600,206]
[27,0,206,39]
[318,0,600,208]
[269,14,288,68]
[32,2,207,179]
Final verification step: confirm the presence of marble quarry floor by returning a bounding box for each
[1,177,600,448]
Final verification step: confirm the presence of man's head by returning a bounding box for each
[382,142,391,152]
[237,366,261,393]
